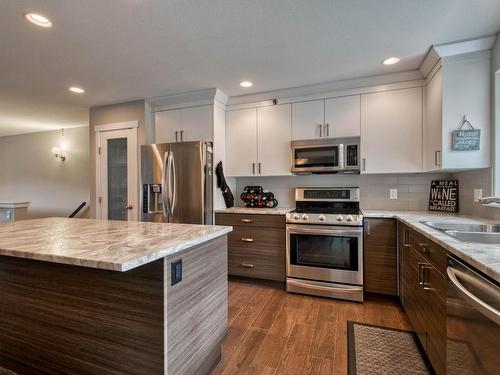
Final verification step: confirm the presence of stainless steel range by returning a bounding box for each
[285,187,364,302]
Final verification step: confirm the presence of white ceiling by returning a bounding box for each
[1,0,500,137]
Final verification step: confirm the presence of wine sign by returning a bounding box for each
[429,180,459,213]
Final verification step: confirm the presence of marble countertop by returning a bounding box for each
[363,210,500,282]
[215,207,295,215]
[0,217,232,272]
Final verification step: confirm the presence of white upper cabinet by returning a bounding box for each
[257,105,292,176]
[292,100,324,140]
[179,105,213,142]
[423,69,444,171]
[423,54,491,171]
[155,105,213,143]
[155,110,181,143]
[324,95,360,138]
[226,105,292,176]
[291,96,360,140]
[361,87,423,174]
[225,108,258,177]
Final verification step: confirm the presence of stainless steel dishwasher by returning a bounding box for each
[446,257,500,374]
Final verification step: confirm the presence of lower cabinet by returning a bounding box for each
[399,223,447,375]
[363,218,398,295]
[215,213,286,282]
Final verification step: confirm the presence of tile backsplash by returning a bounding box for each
[235,173,452,210]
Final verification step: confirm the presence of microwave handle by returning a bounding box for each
[339,144,345,169]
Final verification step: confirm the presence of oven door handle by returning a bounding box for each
[286,225,363,237]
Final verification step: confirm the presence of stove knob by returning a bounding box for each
[336,215,344,222]
[293,214,300,220]
[346,215,354,222]
[318,214,326,221]
[302,214,309,221]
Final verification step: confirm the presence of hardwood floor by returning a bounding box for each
[212,278,411,375]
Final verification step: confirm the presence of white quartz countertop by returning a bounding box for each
[215,207,295,215]
[0,217,232,272]
[363,210,500,282]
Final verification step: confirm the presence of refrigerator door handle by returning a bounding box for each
[161,151,169,220]
[169,150,177,218]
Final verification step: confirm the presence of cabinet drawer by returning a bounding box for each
[227,226,285,281]
[228,253,285,281]
[228,226,285,255]
[215,213,285,228]
[409,230,447,276]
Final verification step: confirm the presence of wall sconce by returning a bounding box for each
[51,146,66,161]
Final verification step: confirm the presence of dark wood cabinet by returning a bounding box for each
[399,224,447,375]
[363,218,398,295]
[215,213,286,282]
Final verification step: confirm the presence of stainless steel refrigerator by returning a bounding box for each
[140,141,213,224]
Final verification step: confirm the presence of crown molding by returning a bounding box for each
[419,35,497,77]
[147,88,228,112]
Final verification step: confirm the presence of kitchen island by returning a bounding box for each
[0,217,232,375]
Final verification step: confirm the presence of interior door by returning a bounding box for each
[97,128,138,221]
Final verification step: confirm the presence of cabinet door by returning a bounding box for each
[291,100,324,140]
[361,87,423,173]
[180,105,213,142]
[425,265,447,375]
[225,108,258,176]
[257,105,292,176]
[155,109,181,143]
[364,218,398,295]
[324,95,360,137]
[401,245,428,349]
[424,69,443,171]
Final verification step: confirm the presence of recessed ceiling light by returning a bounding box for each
[69,87,85,94]
[240,81,253,88]
[25,13,52,28]
[382,57,400,65]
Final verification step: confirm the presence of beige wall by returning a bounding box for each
[89,100,146,218]
[0,126,90,218]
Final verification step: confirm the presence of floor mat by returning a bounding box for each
[348,321,434,375]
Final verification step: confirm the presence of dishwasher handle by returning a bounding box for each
[447,266,500,325]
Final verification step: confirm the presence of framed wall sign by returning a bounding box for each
[452,116,480,151]
[429,180,459,213]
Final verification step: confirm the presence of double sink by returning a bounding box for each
[422,221,500,245]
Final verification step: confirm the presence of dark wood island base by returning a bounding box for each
[0,236,228,375]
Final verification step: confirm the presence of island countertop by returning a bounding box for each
[0,217,232,271]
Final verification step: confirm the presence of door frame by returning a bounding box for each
[94,121,139,220]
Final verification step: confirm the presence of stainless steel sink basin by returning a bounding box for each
[421,221,500,233]
[445,231,500,245]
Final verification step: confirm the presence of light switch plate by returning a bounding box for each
[474,189,483,203]
[390,189,398,200]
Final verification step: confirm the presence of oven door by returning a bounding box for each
[286,224,363,285]
[291,144,344,174]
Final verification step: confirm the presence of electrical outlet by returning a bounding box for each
[390,189,398,200]
[474,189,483,203]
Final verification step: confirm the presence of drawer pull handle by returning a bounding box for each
[241,262,254,268]
[240,238,255,243]
[419,243,429,253]
[241,218,253,223]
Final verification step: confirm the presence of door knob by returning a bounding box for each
[125,204,133,210]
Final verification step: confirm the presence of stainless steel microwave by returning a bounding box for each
[291,137,360,174]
